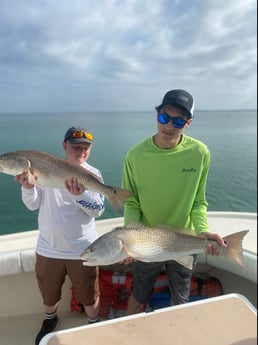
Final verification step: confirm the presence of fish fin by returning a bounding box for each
[156,224,199,237]
[122,244,143,260]
[78,164,103,182]
[221,230,249,267]
[114,250,132,264]
[106,187,134,213]
[19,158,37,185]
[174,256,194,270]
[125,220,201,238]
[123,245,134,257]
[125,220,147,229]
[15,157,31,173]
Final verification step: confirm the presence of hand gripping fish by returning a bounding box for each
[80,221,249,269]
[0,150,134,212]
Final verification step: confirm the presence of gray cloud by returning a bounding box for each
[0,0,256,111]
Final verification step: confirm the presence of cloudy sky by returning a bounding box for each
[0,0,256,112]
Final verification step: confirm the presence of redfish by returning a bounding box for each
[80,221,249,268]
[0,150,134,212]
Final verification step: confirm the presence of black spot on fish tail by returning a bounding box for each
[222,230,249,267]
[106,187,134,212]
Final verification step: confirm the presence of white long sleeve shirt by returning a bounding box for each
[21,161,105,259]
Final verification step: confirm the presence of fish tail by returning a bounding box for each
[106,187,134,212]
[222,230,249,267]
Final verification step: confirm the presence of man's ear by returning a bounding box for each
[185,119,192,128]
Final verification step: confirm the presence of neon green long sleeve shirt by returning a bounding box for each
[122,134,210,233]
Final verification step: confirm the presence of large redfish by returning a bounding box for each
[0,150,134,212]
[80,221,249,268]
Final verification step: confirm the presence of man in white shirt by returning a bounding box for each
[15,126,105,345]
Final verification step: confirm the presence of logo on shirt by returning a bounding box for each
[77,200,104,210]
[181,168,196,173]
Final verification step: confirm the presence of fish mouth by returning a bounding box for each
[81,259,97,267]
[81,258,95,263]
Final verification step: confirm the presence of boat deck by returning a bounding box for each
[1,310,90,345]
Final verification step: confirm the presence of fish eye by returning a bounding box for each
[90,247,95,253]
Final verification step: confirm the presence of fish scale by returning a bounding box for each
[114,227,207,260]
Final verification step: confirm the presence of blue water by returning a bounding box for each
[0,110,256,235]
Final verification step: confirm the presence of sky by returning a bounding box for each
[0,0,257,112]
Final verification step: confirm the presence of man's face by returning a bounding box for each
[63,141,92,165]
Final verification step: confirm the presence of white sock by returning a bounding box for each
[45,311,57,320]
[87,315,99,323]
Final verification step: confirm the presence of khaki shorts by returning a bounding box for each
[36,254,99,307]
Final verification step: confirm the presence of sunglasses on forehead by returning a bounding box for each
[158,113,188,129]
[70,130,93,141]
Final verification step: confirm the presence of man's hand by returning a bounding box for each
[120,257,135,265]
[65,176,85,195]
[201,232,227,256]
[15,171,35,189]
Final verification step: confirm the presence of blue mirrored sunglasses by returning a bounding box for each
[158,113,188,129]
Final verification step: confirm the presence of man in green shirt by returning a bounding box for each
[122,89,225,314]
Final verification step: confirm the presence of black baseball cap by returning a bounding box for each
[156,89,194,118]
[64,126,93,144]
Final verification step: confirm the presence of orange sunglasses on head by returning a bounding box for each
[71,131,93,141]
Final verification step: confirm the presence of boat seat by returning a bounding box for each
[0,211,257,284]
[207,250,257,283]
[196,249,257,283]
[0,248,36,276]
[0,247,256,285]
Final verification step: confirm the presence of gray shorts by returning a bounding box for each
[131,257,197,306]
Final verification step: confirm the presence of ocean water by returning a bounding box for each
[0,110,257,235]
